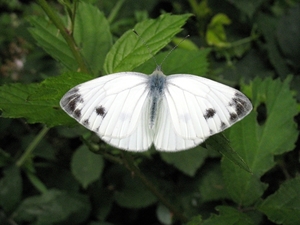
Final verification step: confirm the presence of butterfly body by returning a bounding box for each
[148,67,166,129]
[60,67,252,151]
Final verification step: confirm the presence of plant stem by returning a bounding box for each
[16,126,49,167]
[35,0,89,73]
[122,152,188,223]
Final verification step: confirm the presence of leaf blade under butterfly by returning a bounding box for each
[103,13,192,74]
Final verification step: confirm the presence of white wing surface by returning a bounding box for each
[163,74,252,142]
[60,72,151,149]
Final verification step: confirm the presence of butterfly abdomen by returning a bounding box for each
[148,69,167,129]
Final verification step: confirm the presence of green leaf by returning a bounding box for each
[28,16,77,71]
[71,145,104,188]
[186,215,203,225]
[0,166,22,212]
[104,13,192,73]
[276,5,300,70]
[228,0,265,18]
[256,13,290,78]
[135,48,210,76]
[74,2,112,75]
[258,177,300,225]
[198,164,230,202]
[0,72,93,127]
[206,13,231,47]
[114,173,157,208]
[202,206,255,225]
[160,146,208,177]
[156,204,172,225]
[222,77,299,206]
[13,189,91,225]
[206,134,251,173]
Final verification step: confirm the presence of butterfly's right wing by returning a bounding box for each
[60,72,153,151]
[154,98,205,151]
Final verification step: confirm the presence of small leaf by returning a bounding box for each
[156,204,172,225]
[74,2,112,75]
[202,206,255,225]
[13,189,91,224]
[28,16,77,71]
[71,145,104,188]
[104,13,192,73]
[0,166,22,212]
[258,177,300,225]
[198,164,230,202]
[160,146,208,177]
[114,173,157,208]
[206,13,231,47]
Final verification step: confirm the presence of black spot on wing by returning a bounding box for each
[96,106,107,118]
[230,113,238,122]
[204,108,216,119]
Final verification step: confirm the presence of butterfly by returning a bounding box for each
[60,66,252,152]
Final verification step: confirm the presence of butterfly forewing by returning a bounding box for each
[164,74,252,140]
[60,72,150,139]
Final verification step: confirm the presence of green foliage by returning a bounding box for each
[0,0,299,225]
[71,145,104,188]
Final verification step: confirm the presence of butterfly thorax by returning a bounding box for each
[148,67,167,129]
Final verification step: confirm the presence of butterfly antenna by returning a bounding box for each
[159,34,190,69]
[133,30,159,68]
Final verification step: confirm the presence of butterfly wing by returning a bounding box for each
[157,74,252,149]
[60,72,153,151]
[154,96,205,151]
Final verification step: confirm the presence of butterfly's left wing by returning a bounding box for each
[160,74,252,147]
[60,72,153,151]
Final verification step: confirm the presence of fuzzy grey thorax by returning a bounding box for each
[148,66,167,129]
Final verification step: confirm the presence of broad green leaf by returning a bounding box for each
[206,134,251,173]
[114,173,157,208]
[104,13,192,73]
[222,77,298,206]
[28,16,77,71]
[0,166,22,212]
[0,72,93,127]
[71,145,104,188]
[135,48,210,76]
[202,206,255,225]
[74,2,112,75]
[160,146,208,177]
[206,13,231,47]
[258,177,300,225]
[13,189,91,224]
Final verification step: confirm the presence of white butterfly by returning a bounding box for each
[60,66,252,151]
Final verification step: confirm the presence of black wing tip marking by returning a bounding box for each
[229,92,252,118]
[204,108,216,120]
[61,88,84,119]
